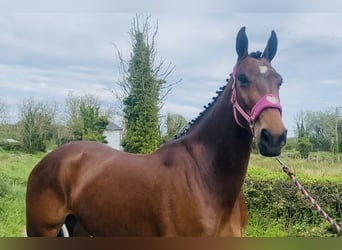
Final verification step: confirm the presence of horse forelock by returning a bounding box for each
[249,51,262,59]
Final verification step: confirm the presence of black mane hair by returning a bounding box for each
[249,51,262,59]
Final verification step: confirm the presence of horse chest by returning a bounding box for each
[197,200,242,236]
[161,191,239,236]
[191,187,247,237]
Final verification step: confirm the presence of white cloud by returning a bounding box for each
[1,13,342,137]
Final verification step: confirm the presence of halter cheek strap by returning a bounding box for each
[230,65,282,136]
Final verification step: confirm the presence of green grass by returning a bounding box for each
[248,152,342,182]
[0,151,44,236]
[244,214,289,237]
[245,214,336,237]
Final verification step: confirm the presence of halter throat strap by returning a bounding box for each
[230,65,282,136]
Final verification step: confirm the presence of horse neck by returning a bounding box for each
[183,80,253,195]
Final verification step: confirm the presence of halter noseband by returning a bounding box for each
[230,65,282,136]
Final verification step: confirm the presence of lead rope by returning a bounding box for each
[275,157,342,236]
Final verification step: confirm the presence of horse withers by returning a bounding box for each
[26,27,286,237]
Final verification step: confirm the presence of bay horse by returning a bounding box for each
[26,27,287,237]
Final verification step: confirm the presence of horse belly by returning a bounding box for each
[70,178,162,236]
[73,200,160,236]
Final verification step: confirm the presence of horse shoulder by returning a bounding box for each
[148,142,218,235]
[216,190,248,236]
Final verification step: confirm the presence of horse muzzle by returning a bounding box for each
[254,108,287,157]
[258,127,287,156]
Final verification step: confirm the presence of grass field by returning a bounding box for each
[249,152,342,181]
[0,149,341,236]
[0,150,44,236]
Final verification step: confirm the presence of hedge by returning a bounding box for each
[0,141,22,152]
[244,170,342,236]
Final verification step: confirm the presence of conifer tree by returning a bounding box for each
[116,15,178,153]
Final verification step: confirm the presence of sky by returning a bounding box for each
[0,9,342,137]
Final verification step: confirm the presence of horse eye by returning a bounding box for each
[237,74,249,85]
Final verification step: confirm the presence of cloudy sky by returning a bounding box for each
[0,10,342,136]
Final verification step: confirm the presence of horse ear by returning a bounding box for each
[236,27,248,61]
[262,30,277,62]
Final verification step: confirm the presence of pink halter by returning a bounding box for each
[230,65,282,136]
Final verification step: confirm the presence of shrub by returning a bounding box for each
[297,136,313,159]
[0,141,22,152]
[245,173,342,236]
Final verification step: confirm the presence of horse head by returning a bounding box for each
[231,27,287,156]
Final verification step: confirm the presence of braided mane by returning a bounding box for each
[174,83,228,139]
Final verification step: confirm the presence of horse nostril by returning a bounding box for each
[258,129,287,157]
[279,129,287,147]
[260,128,287,147]
[260,128,272,144]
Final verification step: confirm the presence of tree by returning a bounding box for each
[52,123,73,147]
[65,94,109,143]
[115,15,179,153]
[18,98,56,153]
[0,99,9,141]
[294,109,341,153]
[0,99,7,123]
[161,113,188,143]
[296,119,312,158]
[79,102,109,142]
